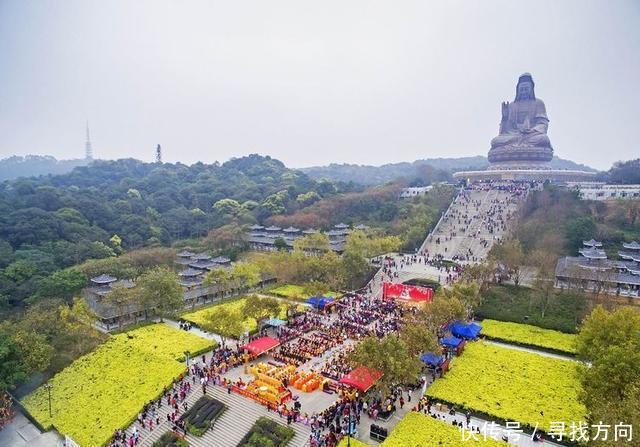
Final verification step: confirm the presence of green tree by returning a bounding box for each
[10,329,53,374]
[489,239,525,286]
[200,307,245,343]
[399,322,438,357]
[102,283,135,328]
[293,233,331,253]
[242,296,281,325]
[204,268,233,288]
[36,269,87,302]
[136,266,183,321]
[274,237,288,251]
[230,262,261,290]
[349,335,421,392]
[57,298,105,362]
[576,306,640,445]
[0,331,27,392]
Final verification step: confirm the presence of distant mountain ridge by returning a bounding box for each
[300,156,598,185]
[0,155,90,181]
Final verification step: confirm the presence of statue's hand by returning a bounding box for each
[501,102,509,120]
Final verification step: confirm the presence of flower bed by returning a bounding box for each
[21,324,216,447]
[270,284,339,302]
[380,411,504,446]
[182,297,289,337]
[236,417,295,447]
[181,396,225,436]
[481,319,577,354]
[152,431,189,447]
[426,341,585,433]
[270,284,306,300]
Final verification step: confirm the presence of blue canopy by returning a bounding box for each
[440,336,463,348]
[450,321,482,340]
[306,296,335,309]
[264,318,287,327]
[420,352,445,367]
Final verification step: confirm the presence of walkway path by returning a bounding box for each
[0,412,61,447]
[484,339,578,362]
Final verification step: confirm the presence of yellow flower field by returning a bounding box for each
[426,341,586,432]
[22,324,216,447]
[182,296,289,337]
[381,411,505,446]
[481,319,577,354]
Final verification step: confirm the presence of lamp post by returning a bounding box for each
[347,403,352,447]
[44,384,52,418]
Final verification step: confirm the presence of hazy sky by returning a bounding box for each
[1,1,638,170]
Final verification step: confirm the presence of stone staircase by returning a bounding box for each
[126,380,311,447]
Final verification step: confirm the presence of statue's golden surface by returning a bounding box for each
[488,73,553,166]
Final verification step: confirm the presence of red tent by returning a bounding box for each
[240,336,280,356]
[339,366,383,392]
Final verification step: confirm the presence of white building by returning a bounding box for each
[399,186,433,199]
[567,182,640,201]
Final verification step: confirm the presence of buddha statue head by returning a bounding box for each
[515,73,535,101]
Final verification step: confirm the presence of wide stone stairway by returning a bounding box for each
[420,182,528,263]
[126,377,311,447]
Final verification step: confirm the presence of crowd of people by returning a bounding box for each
[421,180,532,262]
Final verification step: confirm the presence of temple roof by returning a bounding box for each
[302,229,318,234]
[90,274,118,284]
[623,241,640,250]
[192,253,211,261]
[212,256,231,264]
[578,248,607,259]
[179,268,204,277]
[265,226,281,231]
[334,223,349,229]
[249,224,265,230]
[582,239,602,247]
[283,226,300,233]
[189,260,219,270]
[177,250,195,258]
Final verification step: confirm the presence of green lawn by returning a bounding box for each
[477,284,586,333]
[426,341,585,432]
[182,296,289,337]
[481,319,577,354]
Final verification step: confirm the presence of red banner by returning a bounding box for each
[382,282,434,302]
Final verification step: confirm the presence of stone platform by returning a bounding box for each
[453,168,596,183]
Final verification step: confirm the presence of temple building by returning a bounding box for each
[83,251,274,330]
[555,240,640,297]
[567,182,640,201]
[247,222,367,252]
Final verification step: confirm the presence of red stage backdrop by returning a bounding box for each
[382,282,434,302]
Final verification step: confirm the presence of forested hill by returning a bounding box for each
[301,155,597,185]
[0,155,90,181]
[0,155,341,306]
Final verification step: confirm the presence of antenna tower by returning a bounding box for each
[85,122,93,160]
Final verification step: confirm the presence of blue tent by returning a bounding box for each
[440,336,463,348]
[306,296,335,309]
[450,321,482,340]
[420,352,445,367]
[264,318,287,327]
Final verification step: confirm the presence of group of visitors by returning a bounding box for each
[107,375,193,447]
